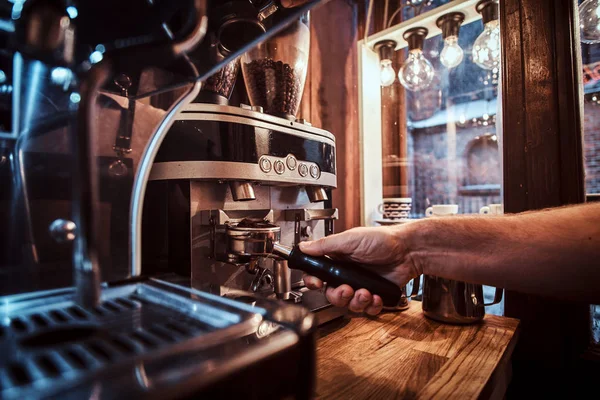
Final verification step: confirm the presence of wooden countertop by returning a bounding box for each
[315,301,519,400]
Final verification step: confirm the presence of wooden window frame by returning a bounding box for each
[501,0,597,394]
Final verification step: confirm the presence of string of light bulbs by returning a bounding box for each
[375,0,500,91]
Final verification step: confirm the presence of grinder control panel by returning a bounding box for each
[259,154,321,181]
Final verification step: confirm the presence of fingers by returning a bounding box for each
[323,286,384,316]
[364,295,383,316]
[325,284,354,307]
[303,275,323,290]
[298,237,334,257]
[347,289,372,313]
[299,230,361,257]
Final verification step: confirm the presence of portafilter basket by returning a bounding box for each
[225,219,281,263]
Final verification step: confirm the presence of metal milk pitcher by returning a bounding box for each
[422,275,503,324]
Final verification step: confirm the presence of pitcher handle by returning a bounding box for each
[403,276,420,299]
[481,287,503,306]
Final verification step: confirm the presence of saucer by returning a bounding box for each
[375,219,413,226]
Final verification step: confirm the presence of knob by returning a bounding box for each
[49,219,77,243]
[301,226,312,238]
[274,160,285,175]
[286,155,297,171]
[259,157,272,173]
[310,164,320,179]
[298,163,308,177]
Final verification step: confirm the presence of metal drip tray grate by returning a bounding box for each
[0,280,262,399]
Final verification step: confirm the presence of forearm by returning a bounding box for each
[403,203,600,303]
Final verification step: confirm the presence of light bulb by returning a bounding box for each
[580,0,600,44]
[398,49,434,91]
[473,19,500,70]
[440,36,464,68]
[380,60,396,87]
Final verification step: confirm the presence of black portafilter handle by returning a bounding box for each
[272,243,403,307]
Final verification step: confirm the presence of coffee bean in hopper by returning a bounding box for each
[243,58,303,117]
[202,58,240,99]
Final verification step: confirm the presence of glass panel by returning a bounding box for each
[0,54,77,295]
[379,3,504,315]
[383,22,500,217]
[581,3,600,196]
[0,53,195,297]
[578,0,600,343]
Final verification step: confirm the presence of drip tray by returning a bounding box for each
[0,280,263,399]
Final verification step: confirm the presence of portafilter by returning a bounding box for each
[225,219,416,308]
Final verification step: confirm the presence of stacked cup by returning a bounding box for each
[378,198,412,220]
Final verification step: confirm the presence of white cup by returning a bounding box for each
[479,204,503,215]
[425,204,459,217]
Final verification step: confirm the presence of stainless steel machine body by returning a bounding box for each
[143,103,343,324]
[0,278,316,399]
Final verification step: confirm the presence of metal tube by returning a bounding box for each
[273,259,292,300]
[171,0,208,56]
[229,181,256,201]
[306,186,328,203]
[130,81,202,277]
[272,243,293,258]
[73,62,112,308]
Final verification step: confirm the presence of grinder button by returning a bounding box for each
[310,164,320,179]
[286,155,297,170]
[298,163,309,177]
[274,160,285,174]
[259,157,272,173]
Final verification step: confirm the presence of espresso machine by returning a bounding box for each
[143,102,342,323]
[0,1,329,398]
[138,6,349,325]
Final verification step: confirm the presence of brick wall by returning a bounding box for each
[409,123,501,216]
[406,100,600,211]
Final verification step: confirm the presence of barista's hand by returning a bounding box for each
[299,227,421,316]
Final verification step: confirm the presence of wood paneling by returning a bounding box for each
[316,301,519,399]
[375,1,410,199]
[500,0,591,394]
[301,0,412,227]
[299,0,364,232]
